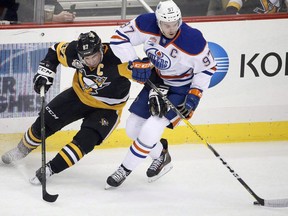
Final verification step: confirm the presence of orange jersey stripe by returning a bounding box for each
[133,141,150,154]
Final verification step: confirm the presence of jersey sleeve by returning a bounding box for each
[41,43,61,71]
[110,15,150,63]
[55,41,70,67]
[190,43,217,91]
[117,62,133,80]
[42,41,77,70]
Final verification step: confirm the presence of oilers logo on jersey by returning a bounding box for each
[146,47,171,70]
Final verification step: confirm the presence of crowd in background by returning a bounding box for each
[0,0,75,23]
[0,0,288,24]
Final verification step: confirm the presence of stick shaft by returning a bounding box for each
[40,86,47,194]
[40,86,59,202]
[146,80,265,204]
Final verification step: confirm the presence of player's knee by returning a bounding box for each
[126,124,137,140]
[126,113,145,140]
[73,128,102,154]
[30,119,41,138]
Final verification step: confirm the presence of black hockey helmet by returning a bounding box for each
[77,31,102,57]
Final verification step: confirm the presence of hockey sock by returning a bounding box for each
[49,142,84,174]
[122,138,155,171]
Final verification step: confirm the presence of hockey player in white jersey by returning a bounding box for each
[106,0,217,188]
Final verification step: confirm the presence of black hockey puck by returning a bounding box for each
[253,201,260,205]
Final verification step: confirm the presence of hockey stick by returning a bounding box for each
[146,79,288,207]
[40,86,59,202]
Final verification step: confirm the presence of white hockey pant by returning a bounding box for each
[123,113,170,170]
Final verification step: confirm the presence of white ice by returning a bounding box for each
[1,141,288,216]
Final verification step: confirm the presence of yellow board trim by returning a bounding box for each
[0,121,287,152]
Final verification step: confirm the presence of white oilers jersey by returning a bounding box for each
[110,13,217,90]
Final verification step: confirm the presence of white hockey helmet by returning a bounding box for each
[155,0,182,31]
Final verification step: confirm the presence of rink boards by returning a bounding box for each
[0,16,287,150]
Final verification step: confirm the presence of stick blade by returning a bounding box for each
[43,192,59,203]
[264,199,288,208]
[254,199,288,208]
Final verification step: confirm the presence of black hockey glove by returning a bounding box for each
[177,88,202,120]
[148,85,169,118]
[33,60,56,94]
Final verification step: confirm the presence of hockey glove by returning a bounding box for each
[148,85,169,118]
[33,60,56,94]
[129,58,151,84]
[177,88,202,119]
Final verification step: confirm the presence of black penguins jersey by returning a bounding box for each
[43,41,132,111]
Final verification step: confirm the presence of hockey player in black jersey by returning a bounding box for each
[1,31,151,184]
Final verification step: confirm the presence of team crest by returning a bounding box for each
[79,73,111,95]
[146,47,171,70]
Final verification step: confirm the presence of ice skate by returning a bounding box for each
[105,165,131,189]
[30,163,54,185]
[1,139,32,164]
[146,139,173,183]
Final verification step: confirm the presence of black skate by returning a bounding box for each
[146,138,173,183]
[105,165,131,189]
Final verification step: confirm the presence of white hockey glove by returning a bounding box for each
[33,61,56,94]
[148,85,169,118]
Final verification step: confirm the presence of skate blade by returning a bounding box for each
[29,176,41,185]
[148,163,173,183]
[104,184,112,190]
[105,183,119,190]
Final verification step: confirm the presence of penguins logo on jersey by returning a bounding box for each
[254,0,279,13]
[79,73,111,95]
[146,48,171,70]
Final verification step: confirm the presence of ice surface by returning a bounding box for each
[1,142,288,216]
